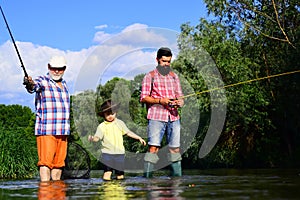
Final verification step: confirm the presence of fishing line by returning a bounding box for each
[180,69,300,99]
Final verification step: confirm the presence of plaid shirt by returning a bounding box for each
[33,74,70,135]
[140,68,183,122]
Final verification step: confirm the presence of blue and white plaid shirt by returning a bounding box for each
[33,73,70,135]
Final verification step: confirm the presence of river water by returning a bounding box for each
[0,169,299,199]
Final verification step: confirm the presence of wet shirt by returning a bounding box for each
[33,74,70,135]
[140,68,183,122]
[94,118,130,154]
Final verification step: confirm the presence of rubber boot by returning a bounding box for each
[170,161,182,177]
[143,152,159,178]
[143,162,154,178]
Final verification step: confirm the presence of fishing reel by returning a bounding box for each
[168,98,179,109]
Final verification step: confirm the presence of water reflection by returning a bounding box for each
[38,180,67,200]
[0,169,299,199]
[99,181,126,200]
[146,178,185,199]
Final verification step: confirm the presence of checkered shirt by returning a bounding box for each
[140,68,183,122]
[33,74,70,135]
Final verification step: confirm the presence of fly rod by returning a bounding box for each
[180,69,300,99]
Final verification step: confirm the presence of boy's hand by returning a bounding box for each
[88,135,94,142]
[139,137,146,146]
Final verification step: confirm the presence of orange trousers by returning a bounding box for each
[36,135,68,169]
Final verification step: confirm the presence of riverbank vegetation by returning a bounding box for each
[0,105,37,179]
[1,0,299,179]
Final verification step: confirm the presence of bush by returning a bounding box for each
[0,126,38,179]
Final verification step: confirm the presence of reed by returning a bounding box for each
[0,127,38,179]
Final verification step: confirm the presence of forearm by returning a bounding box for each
[126,131,146,146]
[126,131,142,140]
[141,96,161,104]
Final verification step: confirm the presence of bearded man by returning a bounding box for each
[140,47,184,177]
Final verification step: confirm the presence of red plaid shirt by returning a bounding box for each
[140,69,183,122]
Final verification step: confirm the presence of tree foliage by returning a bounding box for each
[177,0,300,167]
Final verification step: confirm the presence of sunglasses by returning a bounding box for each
[48,66,66,71]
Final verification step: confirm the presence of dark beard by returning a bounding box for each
[156,64,171,76]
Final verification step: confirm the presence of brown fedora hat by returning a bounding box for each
[98,99,120,117]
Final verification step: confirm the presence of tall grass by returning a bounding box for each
[0,126,38,179]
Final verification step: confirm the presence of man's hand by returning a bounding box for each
[168,98,184,109]
[174,98,184,107]
[23,76,35,93]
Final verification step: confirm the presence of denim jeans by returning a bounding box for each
[147,119,180,148]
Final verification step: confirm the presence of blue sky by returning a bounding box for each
[0,0,209,109]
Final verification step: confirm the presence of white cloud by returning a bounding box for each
[0,40,94,109]
[0,23,179,109]
[95,24,108,29]
[75,25,179,92]
[121,23,148,32]
[93,31,113,44]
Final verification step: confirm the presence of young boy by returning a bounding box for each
[88,99,146,180]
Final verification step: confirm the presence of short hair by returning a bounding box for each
[157,47,172,59]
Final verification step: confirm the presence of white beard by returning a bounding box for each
[49,71,64,81]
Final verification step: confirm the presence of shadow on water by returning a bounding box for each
[1,169,300,199]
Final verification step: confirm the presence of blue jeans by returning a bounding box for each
[147,119,180,148]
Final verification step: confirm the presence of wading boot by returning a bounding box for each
[168,152,182,177]
[170,161,182,177]
[143,162,154,178]
[143,152,159,178]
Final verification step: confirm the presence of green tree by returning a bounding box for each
[203,0,300,166]
[175,19,279,167]
[174,0,300,168]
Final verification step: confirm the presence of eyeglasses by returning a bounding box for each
[48,66,66,71]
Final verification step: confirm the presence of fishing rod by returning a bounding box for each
[0,5,33,91]
[180,69,300,99]
[0,6,28,77]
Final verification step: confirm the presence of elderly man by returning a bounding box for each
[25,56,70,181]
